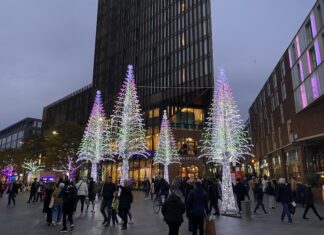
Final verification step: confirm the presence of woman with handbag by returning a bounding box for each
[52,183,64,226]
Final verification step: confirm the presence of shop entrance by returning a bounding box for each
[179,165,199,178]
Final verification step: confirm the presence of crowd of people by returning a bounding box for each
[1,174,324,235]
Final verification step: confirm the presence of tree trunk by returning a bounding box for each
[121,159,129,186]
[164,164,169,183]
[221,161,237,214]
[91,162,98,182]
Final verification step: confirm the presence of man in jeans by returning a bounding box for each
[75,178,88,213]
[277,178,293,224]
[100,177,116,227]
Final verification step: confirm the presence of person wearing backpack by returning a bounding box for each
[60,180,77,233]
[162,191,186,235]
[75,178,88,213]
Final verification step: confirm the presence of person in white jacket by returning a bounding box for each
[75,178,88,213]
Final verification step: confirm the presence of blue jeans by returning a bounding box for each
[52,204,62,223]
[281,203,292,223]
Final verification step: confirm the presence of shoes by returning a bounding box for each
[60,228,67,233]
[128,219,133,224]
[121,226,127,230]
[52,222,56,227]
[102,219,107,225]
[70,224,74,230]
[57,222,62,225]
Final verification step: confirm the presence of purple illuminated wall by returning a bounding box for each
[314,39,321,65]
[310,12,317,38]
[311,75,321,99]
[300,83,308,108]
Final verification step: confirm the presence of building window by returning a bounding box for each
[273,73,277,90]
[281,60,286,77]
[318,4,323,27]
[274,92,279,108]
[281,82,287,101]
[305,21,313,43]
[309,47,317,71]
[178,137,198,156]
[280,104,285,124]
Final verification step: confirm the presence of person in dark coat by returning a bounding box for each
[277,178,293,224]
[118,182,133,230]
[7,180,18,206]
[208,179,220,216]
[265,181,276,209]
[186,181,208,235]
[43,182,55,226]
[296,182,306,207]
[27,178,38,203]
[87,177,97,212]
[234,178,246,213]
[302,184,323,220]
[254,183,267,214]
[160,178,170,201]
[143,178,150,199]
[154,177,161,199]
[185,180,194,232]
[100,177,116,227]
[60,180,77,232]
[162,192,186,235]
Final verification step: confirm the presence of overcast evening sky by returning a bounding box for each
[0,0,317,130]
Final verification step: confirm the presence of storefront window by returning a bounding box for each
[272,156,281,180]
[286,150,301,181]
[178,165,199,178]
[178,137,198,155]
[260,159,270,176]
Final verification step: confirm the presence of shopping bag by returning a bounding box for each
[205,216,217,235]
[288,203,296,215]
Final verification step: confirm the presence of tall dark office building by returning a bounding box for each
[43,0,215,184]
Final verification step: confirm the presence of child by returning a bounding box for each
[111,191,119,226]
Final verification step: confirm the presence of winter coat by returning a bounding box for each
[277,184,292,204]
[30,181,38,193]
[7,182,18,194]
[52,187,63,205]
[304,186,314,205]
[43,187,54,213]
[102,182,116,201]
[265,183,275,196]
[162,194,185,223]
[88,180,97,201]
[186,188,208,218]
[208,183,220,202]
[60,184,77,213]
[234,182,246,200]
[118,186,133,210]
[255,186,264,202]
[75,180,88,196]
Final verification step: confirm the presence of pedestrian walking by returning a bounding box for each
[43,181,56,226]
[118,181,133,230]
[111,191,119,226]
[290,176,297,200]
[27,178,38,203]
[266,181,276,209]
[234,178,245,213]
[207,179,220,216]
[36,182,44,202]
[7,180,18,206]
[302,183,323,220]
[162,191,186,235]
[60,180,77,233]
[186,180,208,235]
[243,177,250,200]
[86,177,97,212]
[52,182,64,226]
[143,177,150,200]
[100,177,116,227]
[0,181,6,198]
[75,178,88,213]
[254,183,268,214]
[277,178,293,224]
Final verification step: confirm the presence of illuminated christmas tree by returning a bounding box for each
[110,65,147,186]
[53,155,82,181]
[200,68,252,214]
[154,110,180,183]
[0,164,15,183]
[77,90,113,181]
[22,160,45,183]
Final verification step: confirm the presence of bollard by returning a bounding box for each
[241,200,252,221]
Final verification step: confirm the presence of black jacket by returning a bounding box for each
[102,182,116,201]
[31,181,37,193]
[234,182,246,200]
[208,183,220,202]
[277,184,292,204]
[7,182,18,194]
[162,194,185,223]
[304,186,314,205]
[186,188,208,217]
[265,183,275,196]
[255,186,264,202]
[119,186,133,210]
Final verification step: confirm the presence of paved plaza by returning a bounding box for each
[0,191,323,235]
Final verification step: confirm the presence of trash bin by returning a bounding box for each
[241,200,252,221]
